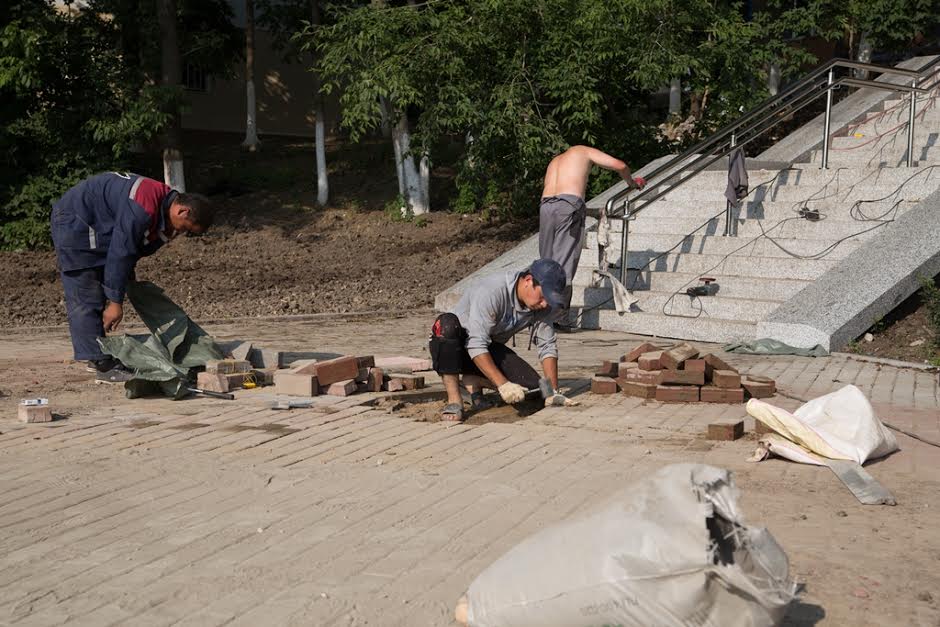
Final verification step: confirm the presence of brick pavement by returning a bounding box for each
[0,315,938,626]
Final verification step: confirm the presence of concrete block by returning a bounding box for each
[743,378,776,398]
[623,342,658,363]
[18,405,53,423]
[702,354,737,374]
[289,359,320,374]
[307,356,360,386]
[231,360,252,373]
[197,372,229,393]
[367,367,384,392]
[591,376,619,395]
[619,380,657,399]
[595,360,619,377]
[374,356,433,373]
[388,374,425,390]
[274,372,319,396]
[327,379,357,396]
[713,370,742,389]
[618,361,639,377]
[623,369,662,385]
[707,420,745,440]
[659,369,705,386]
[700,386,745,403]
[205,359,234,374]
[660,343,699,369]
[656,385,699,403]
[638,351,663,370]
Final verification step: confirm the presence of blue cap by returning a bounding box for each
[529,258,567,310]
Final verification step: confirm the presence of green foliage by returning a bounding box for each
[919,274,940,348]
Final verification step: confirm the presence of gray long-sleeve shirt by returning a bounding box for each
[450,269,559,361]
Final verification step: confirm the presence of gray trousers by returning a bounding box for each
[538,194,586,309]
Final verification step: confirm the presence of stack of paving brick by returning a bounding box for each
[591,342,776,404]
[274,356,430,397]
[196,359,277,394]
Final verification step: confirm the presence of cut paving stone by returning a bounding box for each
[591,376,619,394]
[684,359,711,376]
[289,359,320,375]
[274,372,319,396]
[659,369,705,386]
[656,385,699,403]
[618,361,639,377]
[623,342,658,363]
[249,347,283,369]
[205,360,235,374]
[18,404,53,423]
[388,374,425,390]
[660,343,699,370]
[595,361,619,377]
[707,420,745,440]
[742,378,776,398]
[357,356,375,369]
[230,341,252,362]
[700,386,745,403]
[622,369,662,385]
[713,370,742,389]
[196,372,230,393]
[231,360,252,373]
[374,356,433,373]
[305,356,360,386]
[327,379,357,396]
[367,368,384,393]
[251,369,276,386]
[755,419,775,435]
[619,380,657,399]
[638,351,663,370]
[356,368,370,383]
[703,353,737,373]
[385,379,405,392]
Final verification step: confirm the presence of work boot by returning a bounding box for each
[86,357,122,373]
[93,361,134,384]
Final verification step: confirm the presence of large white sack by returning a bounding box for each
[746,384,898,465]
[465,463,795,627]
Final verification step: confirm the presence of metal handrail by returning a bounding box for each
[605,55,940,283]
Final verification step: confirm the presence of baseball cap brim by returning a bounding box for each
[543,288,566,310]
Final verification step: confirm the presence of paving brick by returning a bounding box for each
[249,347,283,369]
[656,385,699,402]
[623,369,662,385]
[374,356,433,373]
[357,356,375,369]
[700,386,745,403]
[306,356,360,386]
[288,359,320,375]
[366,368,384,392]
[703,353,737,373]
[684,359,711,377]
[251,369,276,386]
[274,372,319,396]
[595,360,619,377]
[659,369,705,386]
[224,373,251,389]
[388,374,425,390]
[743,378,776,399]
[355,368,370,383]
[327,379,358,396]
[755,419,775,435]
[205,360,235,374]
[385,379,405,392]
[713,370,742,389]
[623,342,658,363]
[707,420,745,440]
[230,341,252,362]
[591,376,619,395]
[18,404,53,423]
[231,360,252,373]
[638,351,663,370]
[660,343,699,370]
[618,361,638,377]
[619,380,657,399]
[196,372,230,393]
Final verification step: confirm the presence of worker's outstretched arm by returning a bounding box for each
[577,146,645,189]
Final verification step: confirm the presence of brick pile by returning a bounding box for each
[591,342,776,404]
[274,355,428,397]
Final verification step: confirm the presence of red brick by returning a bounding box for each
[619,380,657,399]
[274,372,319,396]
[289,359,320,374]
[595,360,619,377]
[702,353,737,373]
[684,359,711,376]
[374,356,433,373]
[622,369,661,385]
[659,369,705,386]
[618,361,639,377]
[357,355,375,369]
[18,405,53,423]
[713,370,742,389]
[638,351,663,370]
[327,379,357,396]
[655,385,699,403]
[742,378,775,398]
[197,372,229,393]
[623,342,658,363]
[367,367,384,392]
[660,343,699,370]
[307,356,360,386]
[385,378,405,392]
[389,374,425,390]
[755,419,775,435]
[700,386,745,403]
[591,376,619,394]
[707,420,744,440]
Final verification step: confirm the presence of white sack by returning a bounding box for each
[466,463,795,627]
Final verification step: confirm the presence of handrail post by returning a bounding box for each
[724,134,736,236]
[620,200,632,284]
[821,68,834,169]
[907,78,916,167]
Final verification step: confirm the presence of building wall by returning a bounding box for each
[181,29,340,138]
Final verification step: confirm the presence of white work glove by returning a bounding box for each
[545,393,580,407]
[498,382,527,404]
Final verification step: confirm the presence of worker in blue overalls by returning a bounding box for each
[50,172,215,383]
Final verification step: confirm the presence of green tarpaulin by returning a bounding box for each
[98,281,224,399]
[723,338,829,357]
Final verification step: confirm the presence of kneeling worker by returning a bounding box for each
[51,172,214,383]
[429,258,579,421]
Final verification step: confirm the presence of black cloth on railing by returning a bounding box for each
[725,148,749,204]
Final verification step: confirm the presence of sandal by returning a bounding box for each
[440,403,465,422]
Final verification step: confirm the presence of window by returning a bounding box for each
[182,63,208,92]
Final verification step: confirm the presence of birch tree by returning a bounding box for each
[155,0,186,190]
[241,0,260,151]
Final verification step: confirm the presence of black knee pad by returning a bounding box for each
[431,313,462,339]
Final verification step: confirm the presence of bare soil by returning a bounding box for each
[852,281,940,365]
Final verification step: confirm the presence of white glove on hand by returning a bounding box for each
[545,393,580,407]
[498,382,527,404]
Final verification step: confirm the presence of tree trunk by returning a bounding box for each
[156,0,186,191]
[241,0,260,151]
[392,114,427,215]
[386,97,405,197]
[668,77,681,116]
[855,32,872,80]
[419,153,430,211]
[767,63,781,96]
[311,0,329,205]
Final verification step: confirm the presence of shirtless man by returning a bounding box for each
[538,145,645,320]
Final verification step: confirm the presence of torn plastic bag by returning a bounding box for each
[723,338,828,357]
[463,463,795,627]
[98,281,224,399]
[745,384,898,465]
